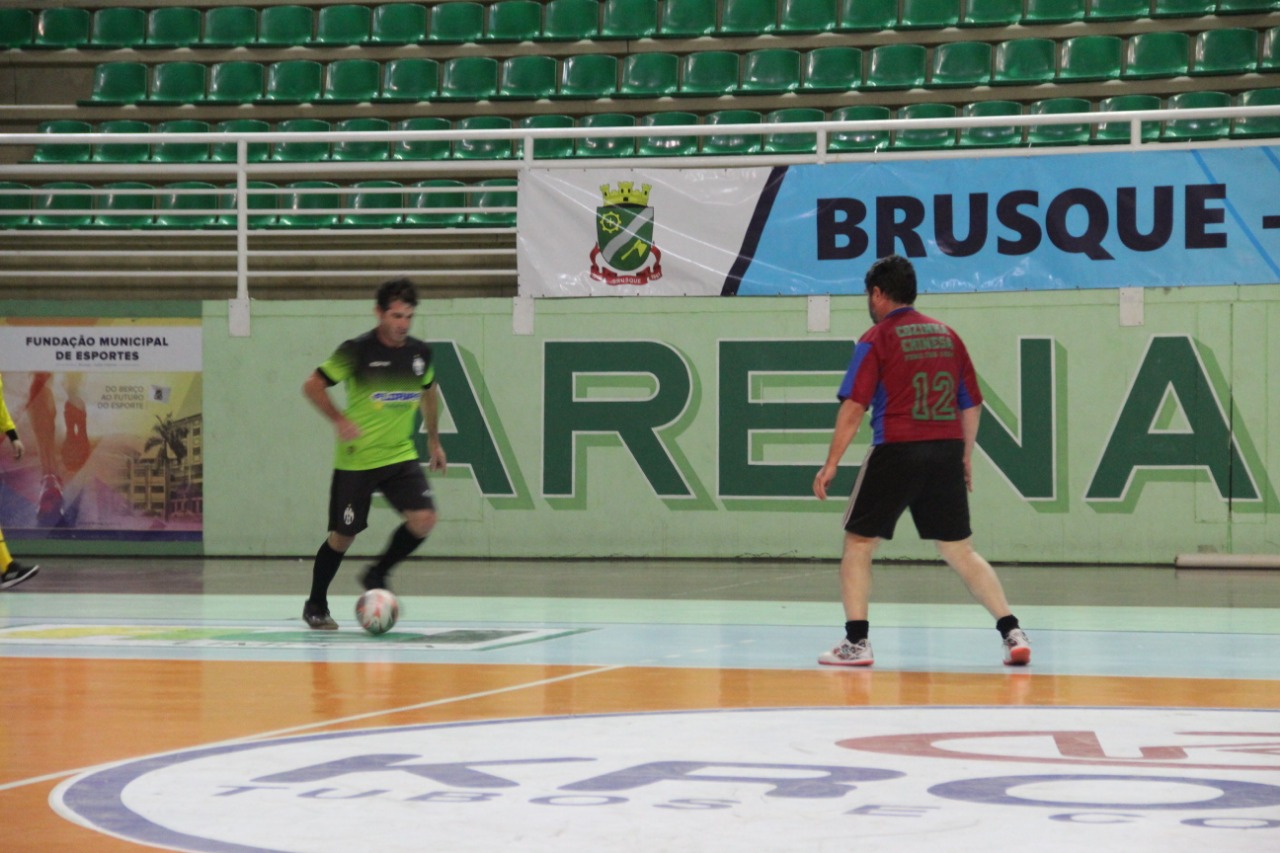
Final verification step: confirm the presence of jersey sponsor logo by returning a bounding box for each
[371,391,419,404]
[53,707,1280,852]
[369,361,391,367]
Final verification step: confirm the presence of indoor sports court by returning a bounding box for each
[2,555,1278,852]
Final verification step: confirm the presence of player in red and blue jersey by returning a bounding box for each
[812,255,1029,668]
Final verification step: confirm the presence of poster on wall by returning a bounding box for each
[517,145,1280,297]
[0,319,202,542]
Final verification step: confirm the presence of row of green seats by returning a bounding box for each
[80,29,1279,107]
[0,179,517,229]
[26,88,1278,166]
[4,1,1278,52]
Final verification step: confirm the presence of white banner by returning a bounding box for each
[0,324,202,372]
[517,167,773,297]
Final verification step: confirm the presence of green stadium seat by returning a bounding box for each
[993,38,1057,85]
[1087,0,1151,19]
[144,62,207,106]
[156,182,221,229]
[219,181,278,228]
[1057,35,1123,82]
[428,2,485,43]
[837,0,896,30]
[453,115,515,159]
[929,41,992,87]
[893,103,958,149]
[153,119,211,163]
[0,9,34,50]
[539,0,600,41]
[958,0,1021,26]
[0,182,31,229]
[739,48,801,94]
[277,181,342,229]
[498,55,558,99]
[367,3,428,44]
[702,109,763,155]
[331,117,392,161]
[393,117,453,160]
[143,7,201,49]
[31,182,94,229]
[1093,93,1162,143]
[256,5,314,48]
[271,118,331,162]
[31,8,91,50]
[484,1,542,42]
[555,53,619,99]
[779,0,837,32]
[1123,31,1190,79]
[320,59,381,103]
[1262,26,1280,72]
[404,179,468,227]
[343,181,404,228]
[92,120,152,163]
[93,182,155,229]
[638,111,700,156]
[202,61,265,105]
[601,0,659,38]
[1215,0,1279,11]
[517,114,577,158]
[79,62,147,106]
[575,113,637,157]
[1023,0,1086,23]
[31,120,93,164]
[958,100,1024,148]
[801,46,863,92]
[719,0,777,35]
[438,56,499,100]
[764,107,826,154]
[1027,97,1093,146]
[1162,90,1230,140]
[211,119,271,163]
[1233,88,1280,138]
[619,52,679,97]
[313,4,372,46]
[899,0,962,29]
[1151,0,1214,14]
[1192,28,1258,75]
[865,43,927,89]
[467,179,518,228]
[198,7,259,49]
[678,51,739,96]
[376,58,439,102]
[257,60,324,104]
[657,0,716,36]
[86,7,145,50]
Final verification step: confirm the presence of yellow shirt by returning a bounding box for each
[0,373,16,436]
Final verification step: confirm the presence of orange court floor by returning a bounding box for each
[2,556,1278,852]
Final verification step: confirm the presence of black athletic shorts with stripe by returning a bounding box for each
[843,439,971,542]
[328,459,434,536]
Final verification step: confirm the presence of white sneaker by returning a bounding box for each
[1003,628,1031,666]
[818,638,873,667]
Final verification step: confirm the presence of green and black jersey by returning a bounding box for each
[318,331,435,471]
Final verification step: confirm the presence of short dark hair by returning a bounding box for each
[865,255,917,305]
[376,277,419,310]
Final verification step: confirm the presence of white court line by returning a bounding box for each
[2,663,624,793]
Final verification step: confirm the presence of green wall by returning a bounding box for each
[203,287,1278,564]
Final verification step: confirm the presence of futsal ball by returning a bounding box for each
[355,589,399,635]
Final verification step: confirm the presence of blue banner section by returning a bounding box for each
[731,146,1280,296]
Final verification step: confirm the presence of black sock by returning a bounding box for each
[845,620,870,643]
[369,523,426,579]
[309,541,345,607]
[996,614,1020,638]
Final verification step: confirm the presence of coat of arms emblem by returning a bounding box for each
[590,182,662,285]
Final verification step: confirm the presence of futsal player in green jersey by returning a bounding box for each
[300,278,447,629]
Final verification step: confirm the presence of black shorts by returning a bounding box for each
[328,459,434,536]
[843,439,971,542]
